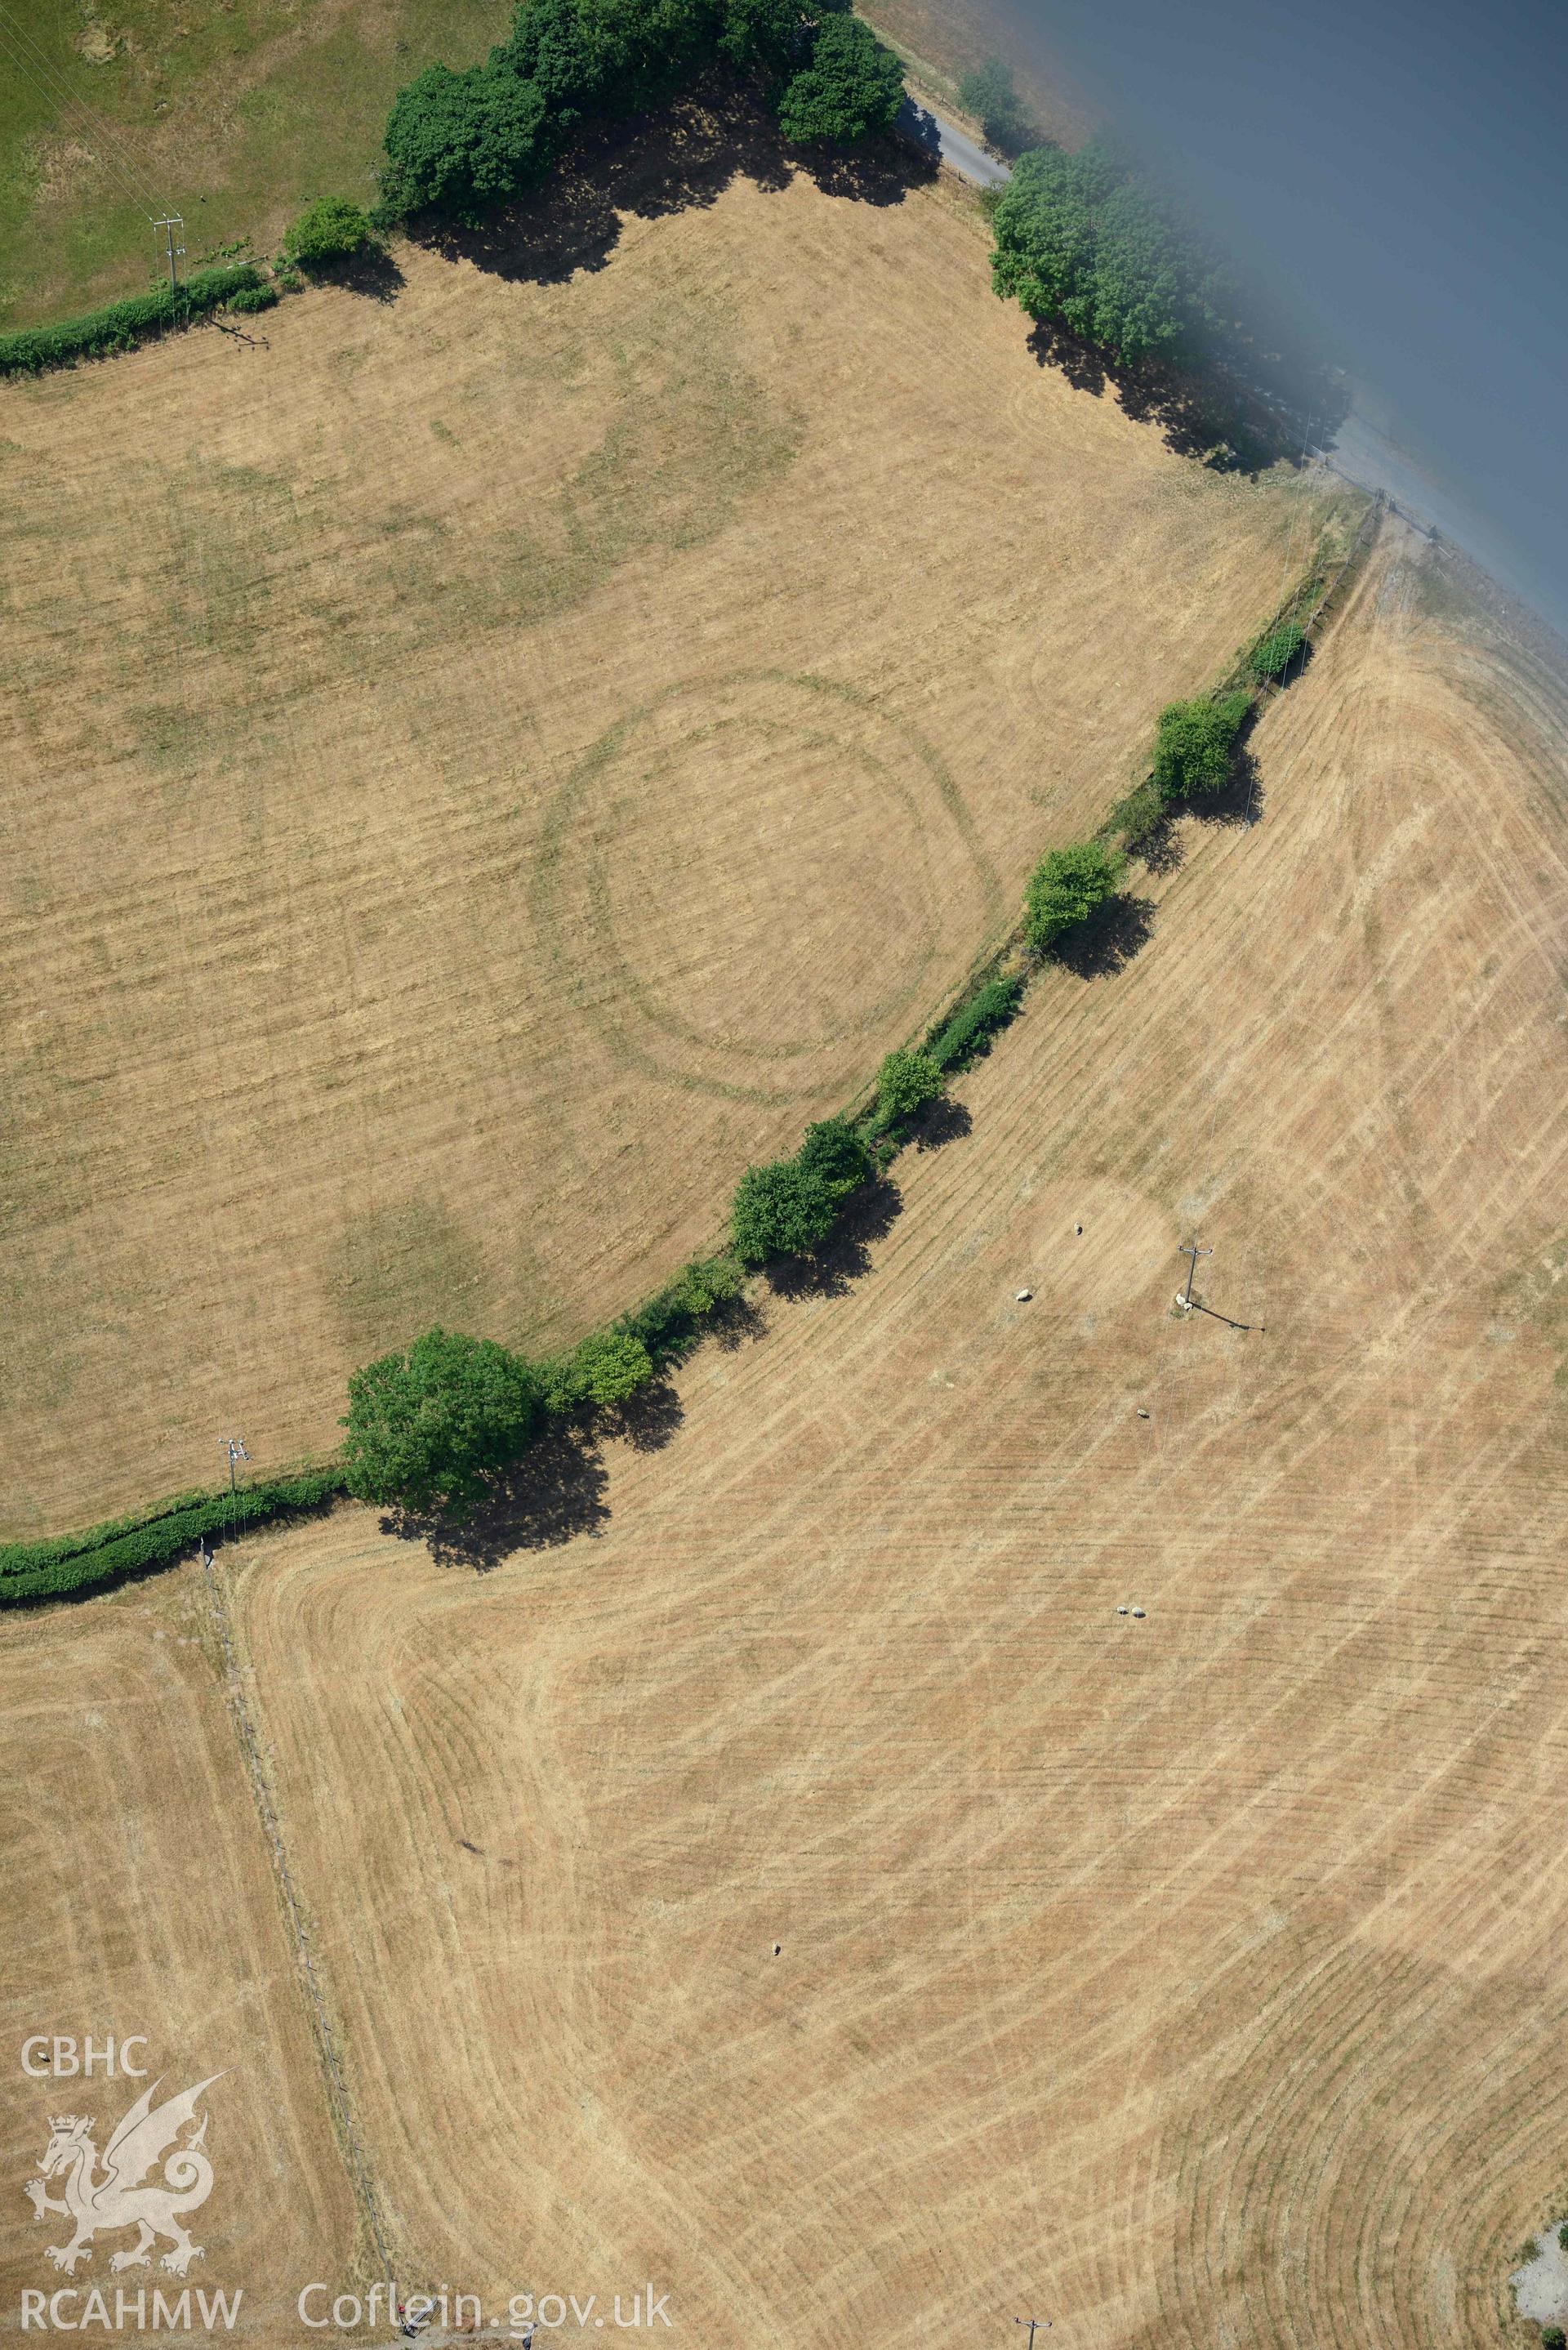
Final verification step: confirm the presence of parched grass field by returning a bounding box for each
[0,1564,362,2330]
[0,126,1343,1536]
[4,520,1565,2348]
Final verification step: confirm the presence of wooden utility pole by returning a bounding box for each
[153,214,185,288]
[1178,1239,1213,1308]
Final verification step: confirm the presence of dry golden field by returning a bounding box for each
[0,1563,362,2336]
[0,120,1338,1536]
[7,517,1565,2348]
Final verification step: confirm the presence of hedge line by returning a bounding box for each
[0,265,261,379]
[0,1469,346,1607]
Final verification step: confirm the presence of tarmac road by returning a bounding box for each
[897,96,1012,190]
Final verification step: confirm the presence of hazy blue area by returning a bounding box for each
[1012,0,1568,635]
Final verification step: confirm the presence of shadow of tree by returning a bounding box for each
[607,1376,684,1452]
[1026,318,1107,399]
[384,1417,610,1571]
[1027,317,1351,475]
[709,1291,769,1351]
[308,245,408,305]
[910,1094,973,1151]
[1129,807,1184,876]
[1051,893,1156,979]
[1188,745,1264,827]
[795,132,935,207]
[766,1175,903,1300]
[416,75,932,285]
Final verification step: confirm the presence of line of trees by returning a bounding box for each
[379,0,907,225]
[1023,600,1321,949]
[340,988,1027,1520]
[342,590,1319,1523]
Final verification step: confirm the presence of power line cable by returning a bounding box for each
[0,9,169,219]
[0,0,170,198]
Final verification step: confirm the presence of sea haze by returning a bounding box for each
[1009,0,1568,635]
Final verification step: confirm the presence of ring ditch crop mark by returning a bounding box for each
[532,668,1003,1106]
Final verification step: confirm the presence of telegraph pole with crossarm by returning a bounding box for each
[1177,1239,1213,1309]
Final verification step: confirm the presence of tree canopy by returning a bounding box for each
[796,1115,871,1199]
[341,1327,541,1516]
[776,14,904,145]
[381,0,889,222]
[732,1155,840,1264]
[719,0,847,85]
[383,63,550,221]
[875,1047,944,1123]
[990,138,1230,367]
[1023,840,1126,953]
[1152,692,1252,798]
[283,196,378,268]
[571,1329,656,1405]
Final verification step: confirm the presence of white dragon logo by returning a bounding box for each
[24,2075,225,2277]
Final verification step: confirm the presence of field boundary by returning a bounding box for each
[0,265,263,377]
[0,489,1382,1602]
[872,482,1388,1108]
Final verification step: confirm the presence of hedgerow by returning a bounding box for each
[1250,620,1307,681]
[0,1469,345,1606]
[0,265,262,378]
[927,976,1022,1072]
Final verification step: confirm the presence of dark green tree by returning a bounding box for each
[382,63,550,220]
[282,196,377,268]
[875,1047,944,1123]
[1543,2328,1566,2350]
[1023,840,1126,954]
[991,136,1230,366]
[1081,174,1227,363]
[956,57,1033,154]
[731,1156,839,1264]
[341,1327,541,1515]
[989,140,1124,345]
[776,14,904,144]
[719,0,846,85]
[500,0,722,123]
[796,1115,871,1198]
[1152,691,1252,799]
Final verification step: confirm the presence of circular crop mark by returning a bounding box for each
[535,671,1000,1104]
